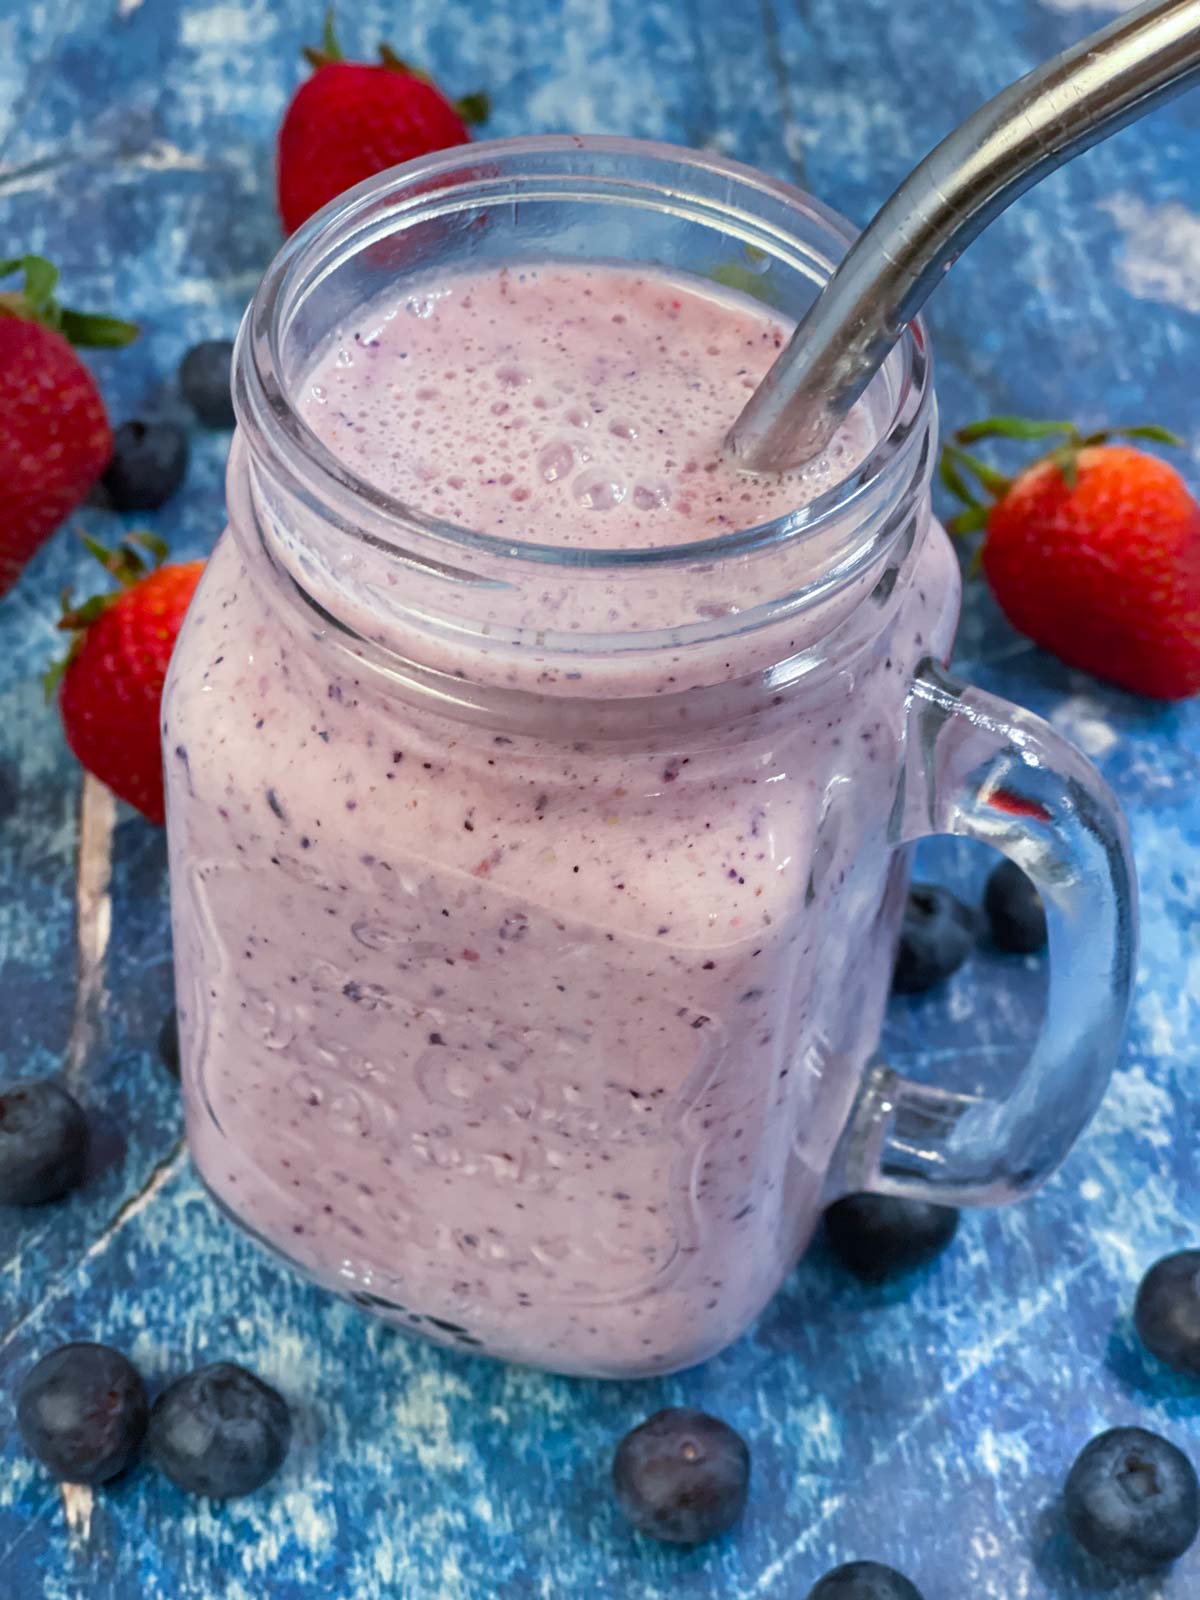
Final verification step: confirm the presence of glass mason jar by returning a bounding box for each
[163,137,1136,1378]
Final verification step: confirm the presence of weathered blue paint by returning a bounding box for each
[1,1,1199,1595]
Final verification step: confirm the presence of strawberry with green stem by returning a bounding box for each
[276,10,489,235]
[50,533,204,824]
[941,416,1200,700]
[0,256,136,595]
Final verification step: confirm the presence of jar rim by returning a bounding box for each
[236,133,933,575]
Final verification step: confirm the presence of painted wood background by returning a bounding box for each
[1,0,1199,1595]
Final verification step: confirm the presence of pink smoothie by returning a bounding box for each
[302,264,873,547]
[164,263,958,1375]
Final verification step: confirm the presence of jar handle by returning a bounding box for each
[842,660,1137,1206]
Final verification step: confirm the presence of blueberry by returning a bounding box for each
[0,1079,88,1205]
[147,1362,292,1497]
[179,339,235,428]
[1135,1251,1200,1375]
[612,1407,749,1544]
[158,1008,180,1080]
[984,859,1047,953]
[17,1342,147,1483]
[102,419,188,510]
[1064,1426,1199,1574]
[805,1562,925,1600]
[892,885,976,994]
[823,1193,959,1282]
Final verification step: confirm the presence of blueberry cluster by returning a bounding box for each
[610,1199,1200,1585]
[893,857,1048,996]
[5,1041,289,1501]
[99,339,235,512]
[17,1343,291,1498]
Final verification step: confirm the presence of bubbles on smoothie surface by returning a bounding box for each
[302,263,878,546]
[573,470,626,511]
[633,480,672,511]
[537,441,576,483]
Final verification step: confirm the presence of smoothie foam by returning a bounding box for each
[301,263,875,550]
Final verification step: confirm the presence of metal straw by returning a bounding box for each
[728,0,1200,473]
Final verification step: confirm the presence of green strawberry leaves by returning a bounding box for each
[377,42,422,77]
[0,253,60,315]
[77,529,168,589]
[956,416,1183,449]
[376,41,489,123]
[303,8,344,68]
[955,417,1077,444]
[1108,424,1184,447]
[44,531,168,700]
[453,92,491,126]
[941,415,1185,535]
[0,256,138,348]
[59,309,142,348]
[303,8,490,124]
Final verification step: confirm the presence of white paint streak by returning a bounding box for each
[518,0,671,139]
[1139,990,1179,1058]
[0,139,219,199]
[0,1456,37,1512]
[1101,195,1200,315]
[975,1424,1030,1479]
[740,1250,1098,1597]
[166,269,264,306]
[1050,695,1118,758]
[1077,1060,1190,1281]
[66,774,115,1085]
[180,2,277,49]
[440,1547,465,1597]
[75,1143,188,1270]
[58,1482,93,1543]
[131,139,213,172]
[0,153,67,196]
[241,1489,338,1566]
[970,1527,1004,1562]
[1039,0,1139,11]
[946,983,978,1023]
[391,1369,472,1473]
[1095,1059,1175,1150]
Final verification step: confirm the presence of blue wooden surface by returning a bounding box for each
[2,1,1200,1595]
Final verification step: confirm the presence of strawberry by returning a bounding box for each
[942,418,1200,701]
[50,535,204,824]
[0,257,137,597]
[276,11,489,235]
